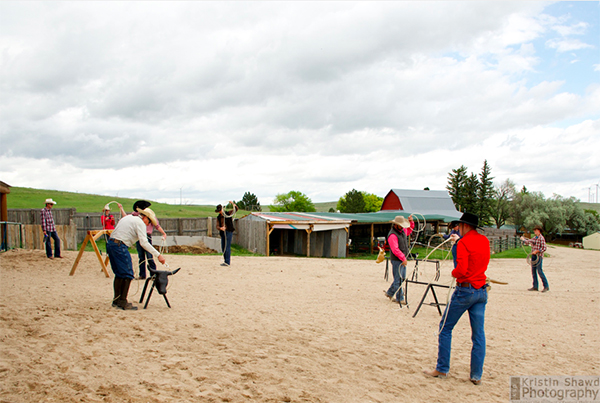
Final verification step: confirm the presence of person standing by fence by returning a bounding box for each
[101,207,115,230]
[41,198,62,259]
[521,225,549,292]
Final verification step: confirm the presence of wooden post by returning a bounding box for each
[370,223,374,254]
[306,225,313,257]
[69,230,112,277]
[266,222,274,257]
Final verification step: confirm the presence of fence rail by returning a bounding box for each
[490,236,521,254]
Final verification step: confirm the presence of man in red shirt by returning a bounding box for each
[424,212,490,385]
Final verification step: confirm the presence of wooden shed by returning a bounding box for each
[1,181,11,250]
[0,181,10,223]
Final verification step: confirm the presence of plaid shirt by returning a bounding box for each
[523,234,547,257]
[40,207,56,232]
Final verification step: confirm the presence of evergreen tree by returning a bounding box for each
[477,160,494,225]
[463,173,479,214]
[337,189,366,213]
[446,165,468,211]
[238,192,261,211]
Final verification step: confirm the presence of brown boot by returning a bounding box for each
[112,278,123,308]
[118,279,138,310]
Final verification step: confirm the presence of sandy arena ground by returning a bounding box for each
[0,245,598,403]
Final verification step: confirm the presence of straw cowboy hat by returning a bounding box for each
[45,198,57,205]
[137,207,157,226]
[390,216,411,228]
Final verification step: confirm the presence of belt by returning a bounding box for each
[109,238,124,246]
[457,282,484,289]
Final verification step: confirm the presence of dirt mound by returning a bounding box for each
[164,244,217,255]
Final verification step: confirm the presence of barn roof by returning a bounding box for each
[382,189,461,220]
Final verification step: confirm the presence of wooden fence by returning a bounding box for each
[1,222,77,251]
[6,209,223,249]
[490,236,521,254]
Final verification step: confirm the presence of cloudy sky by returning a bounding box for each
[1,1,599,206]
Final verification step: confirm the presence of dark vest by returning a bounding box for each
[387,226,409,261]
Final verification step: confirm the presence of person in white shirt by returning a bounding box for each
[106,208,166,310]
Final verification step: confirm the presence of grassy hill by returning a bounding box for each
[6,186,338,217]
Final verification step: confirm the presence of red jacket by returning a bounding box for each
[452,229,490,289]
[101,214,115,230]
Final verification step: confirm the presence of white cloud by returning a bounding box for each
[1,1,598,205]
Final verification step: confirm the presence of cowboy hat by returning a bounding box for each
[45,198,57,205]
[215,204,223,213]
[454,212,480,228]
[533,225,543,232]
[390,216,410,228]
[137,207,157,226]
[133,200,151,211]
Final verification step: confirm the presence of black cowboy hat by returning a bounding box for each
[215,204,222,213]
[133,200,152,211]
[453,212,481,229]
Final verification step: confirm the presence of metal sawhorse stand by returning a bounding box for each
[139,275,172,309]
[404,259,450,318]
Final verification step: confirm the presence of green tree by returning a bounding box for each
[270,191,316,212]
[363,192,383,212]
[337,189,366,213]
[510,191,548,232]
[490,179,515,228]
[477,160,494,226]
[463,173,479,214]
[238,192,261,211]
[446,165,468,211]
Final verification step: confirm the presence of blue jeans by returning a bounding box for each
[386,260,406,301]
[136,234,156,278]
[220,231,226,254]
[436,285,488,381]
[531,255,549,289]
[106,239,134,280]
[44,231,61,258]
[223,231,233,265]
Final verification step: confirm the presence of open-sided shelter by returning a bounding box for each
[236,212,352,257]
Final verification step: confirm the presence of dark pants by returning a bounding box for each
[44,231,61,258]
[224,231,233,265]
[136,234,156,278]
[220,231,226,255]
[106,239,134,279]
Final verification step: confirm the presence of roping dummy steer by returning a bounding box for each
[139,267,181,309]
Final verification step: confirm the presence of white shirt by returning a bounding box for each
[111,214,160,258]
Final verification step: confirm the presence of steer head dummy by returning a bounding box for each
[148,267,181,295]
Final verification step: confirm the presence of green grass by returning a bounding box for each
[8,186,337,217]
[9,186,248,218]
[348,245,538,261]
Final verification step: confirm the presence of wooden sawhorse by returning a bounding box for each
[69,230,112,277]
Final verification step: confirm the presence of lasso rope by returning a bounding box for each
[222,202,237,219]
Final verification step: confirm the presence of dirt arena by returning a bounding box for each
[1,246,598,402]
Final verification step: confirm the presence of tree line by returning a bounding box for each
[446,160,600,237]
[235,163,600,238]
